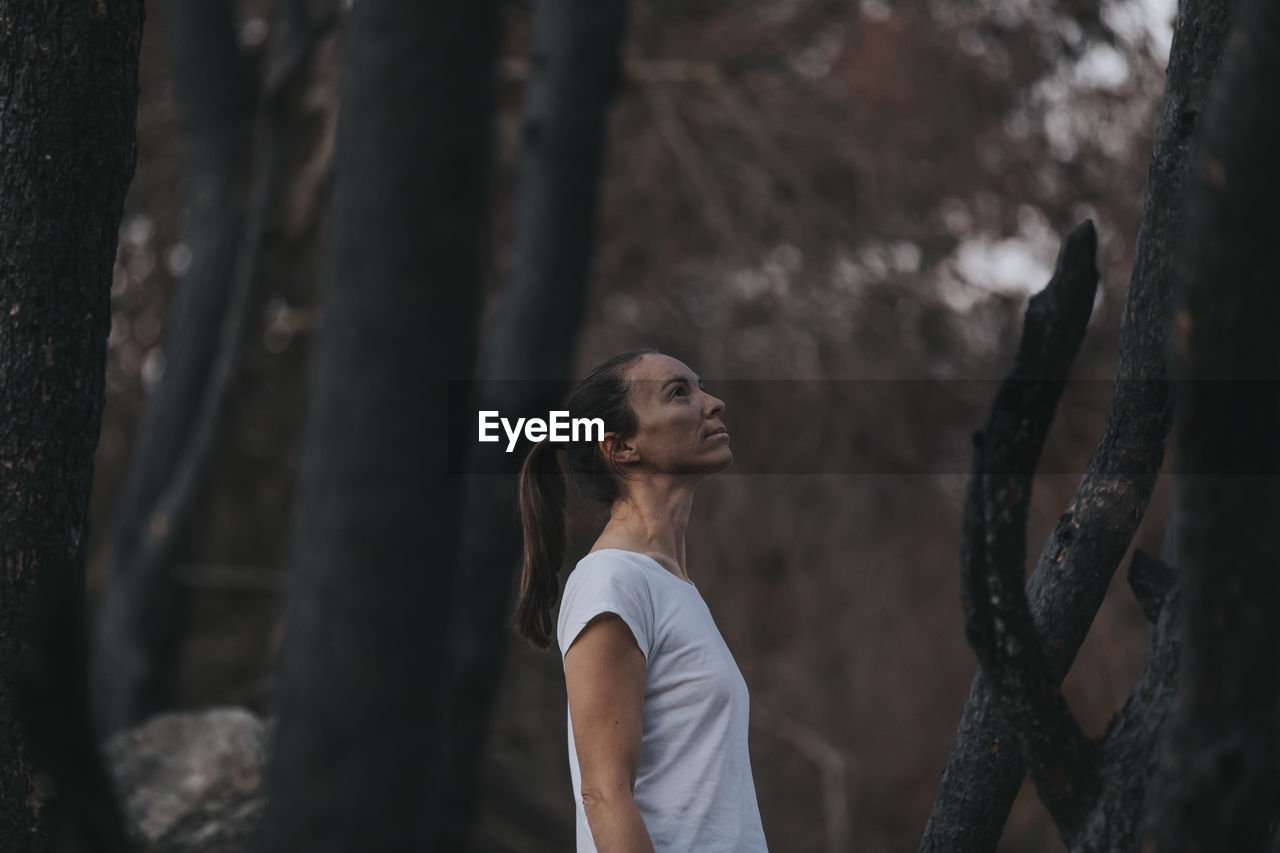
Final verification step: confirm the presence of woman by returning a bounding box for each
[512,348,769,852]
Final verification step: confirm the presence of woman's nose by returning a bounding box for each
[706,394,725,416]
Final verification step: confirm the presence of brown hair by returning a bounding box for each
[512,347,657,649]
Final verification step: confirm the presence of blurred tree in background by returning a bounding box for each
[248,0,499,850]
[92,0,332,738]
[437,0,627,846]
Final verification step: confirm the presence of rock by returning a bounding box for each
[103,707,271,853]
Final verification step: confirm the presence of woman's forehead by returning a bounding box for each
[628,353,693,381]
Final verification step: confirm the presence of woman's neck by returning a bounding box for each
[595,475,698,577]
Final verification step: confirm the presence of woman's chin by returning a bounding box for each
[669,448,734,476]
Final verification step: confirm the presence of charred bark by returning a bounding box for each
[1128,548,1177,624]
[0,0,144,850]
[949,224,1194,851]
[251,1,499,851]
[920,0,1235,847]
[1144,0,1280,843]
[434,0,626,846]
[1073,581,1182,850]
[960,221,1101,845]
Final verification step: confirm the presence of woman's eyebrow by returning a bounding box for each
[660,375,704,390]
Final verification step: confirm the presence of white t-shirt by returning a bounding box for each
[556,548,769,852]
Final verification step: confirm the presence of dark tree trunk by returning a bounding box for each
[251,1,499,851]
[92,0,256,736]
[1144,0,1280,843]
[434,0,627,845]
[919,0,1234,847]
[0,1,144,851]
[92,0,329,736]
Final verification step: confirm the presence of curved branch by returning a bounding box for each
[961,220,1102,842]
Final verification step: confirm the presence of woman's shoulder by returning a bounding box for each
[558,550,659,658]
[563,551,667,610]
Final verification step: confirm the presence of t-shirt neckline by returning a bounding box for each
[589,548,698,588]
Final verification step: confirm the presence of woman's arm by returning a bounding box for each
[564,612,655,853]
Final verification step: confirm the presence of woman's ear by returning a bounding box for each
[601,433,638,466]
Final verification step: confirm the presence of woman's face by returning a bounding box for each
[605,353,732,476]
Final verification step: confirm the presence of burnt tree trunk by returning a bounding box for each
[919,0,1234,847]
[435,0,628,845]
[0,1,144,851]
[251,1,499,851]
[1145,0,1280,843]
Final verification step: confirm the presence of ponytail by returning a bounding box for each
[513,438,566,649]
[511,346,656,651]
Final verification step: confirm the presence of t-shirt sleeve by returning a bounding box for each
[557,557,655,664]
